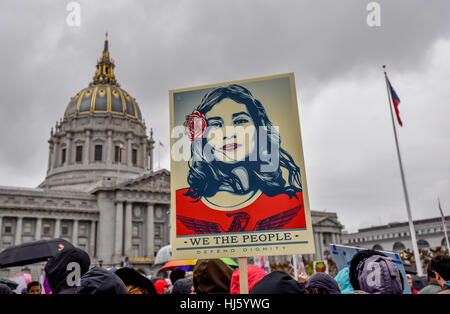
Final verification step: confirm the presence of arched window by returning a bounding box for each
[393,242,405,252]
[372,244,383,251]
[417,239,430,250]
[441,238,448,249]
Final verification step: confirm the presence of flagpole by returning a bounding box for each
[383,65,423,276]
[438,198,450,253]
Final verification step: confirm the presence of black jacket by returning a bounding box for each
[68,267,128,294]
[250,271,305,294]
[44,247,91,294]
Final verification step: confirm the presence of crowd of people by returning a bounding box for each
[0,248,449,295]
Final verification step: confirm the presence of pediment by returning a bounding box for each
[120,169,170,191]
[313,216,342,228]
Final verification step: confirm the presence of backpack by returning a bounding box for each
[356,255,403,294]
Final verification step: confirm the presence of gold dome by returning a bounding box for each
[64,33,143,122]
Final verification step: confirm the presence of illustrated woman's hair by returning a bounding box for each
[185,84,302,200]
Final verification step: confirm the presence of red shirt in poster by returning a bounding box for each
[176,188,306,236]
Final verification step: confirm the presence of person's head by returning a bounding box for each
[154,279,170,294]
[170,269,186,285]
[27,281,42,294]
[349,249,403,294]
[230,265,267,294]
[44,247,91,294]
[250,271,305,294]
[193,259,233,294]
[114,267,156,295]
[0,283,12,295]
[172,278,194,294]
[426,262,438,283]
[406,274,413,289]
[75,267,129,294]
[184,84,302,200]
[305,272,341,294]
[430,255,450,287]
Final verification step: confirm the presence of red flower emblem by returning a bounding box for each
[184,110,207,141]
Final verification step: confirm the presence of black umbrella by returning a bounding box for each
[0,278,18,290]
[0,239,75,268]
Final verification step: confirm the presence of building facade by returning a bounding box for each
[342,216,450,253]
[310,211,344,260]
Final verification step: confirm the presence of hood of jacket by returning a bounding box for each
[70,267,128,294]
[250,271,305,294]
[193,259,233,294]
[0,283,12,294]
[334,267,354,294]
[305,272,341,294]
[172,278,193,294]
[230,265,267,294]
[114,267,156,295]
[44,247,90,294]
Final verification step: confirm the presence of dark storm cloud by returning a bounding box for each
[0,0,449,231]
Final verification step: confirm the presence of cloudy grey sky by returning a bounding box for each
[0,0,449,233]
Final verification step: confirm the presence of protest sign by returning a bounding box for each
[313,260,328,274]
[170,73,314,259]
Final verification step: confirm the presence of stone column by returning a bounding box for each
[84,130,91,165]
[47,144,53,173]
[53,140,60,168]
[106,129,112,166]
[54,219,61,238]
[0,216,3,240]
[142,140,147,170]
[124,202,132,257]
[89,221,96,257]
[73,220,79,247]
[317,232,323,259]
[67,132,73,165]
[146,204,154,257]
[127,133,132,167]
[331,233,336,245]
[15,217,23,245]
[313,232,319,258]
[115,202,124,258]
[35,218,42,241]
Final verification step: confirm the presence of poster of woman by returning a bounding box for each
[170,73,315,259]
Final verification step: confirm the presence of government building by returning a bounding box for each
[0,35,344,279]
[342,215,450,252]
[0,34,171,279]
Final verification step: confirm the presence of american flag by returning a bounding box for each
[387,78,403,126]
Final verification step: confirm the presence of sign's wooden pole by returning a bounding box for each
[238,257,249,294]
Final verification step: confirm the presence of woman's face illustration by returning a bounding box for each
[205,98,257,163]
